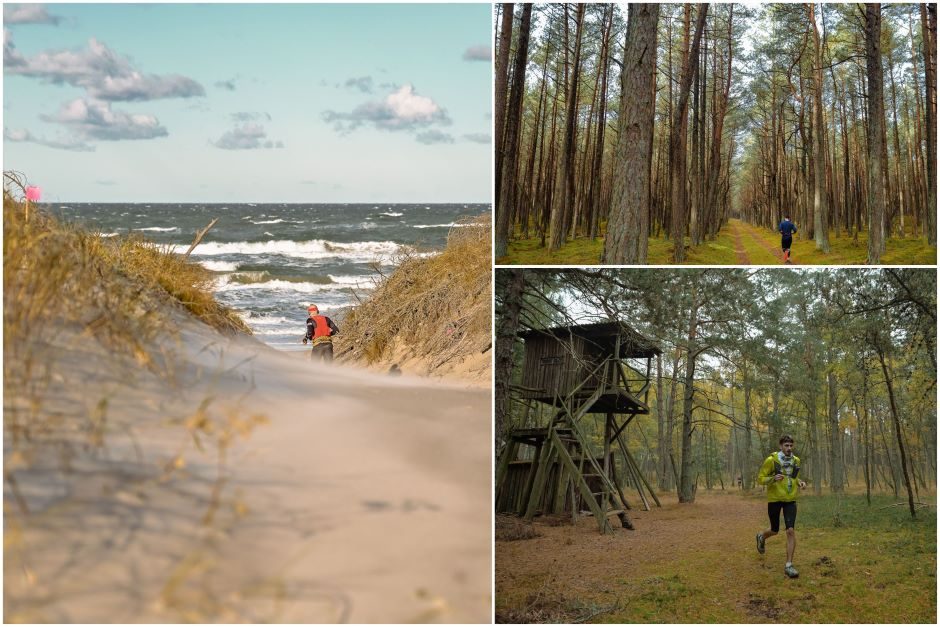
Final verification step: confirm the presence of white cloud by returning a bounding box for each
[3,4,61,25]
[416,130,455,145]
[4,126,95,151]
[5,36,204,101]
[41,99,168,141]
[212,122,284,150]
[463,132,491,144]
[322,84,451,134]
[462,45,491,62]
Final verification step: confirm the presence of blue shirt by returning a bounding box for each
[778,220,797,237]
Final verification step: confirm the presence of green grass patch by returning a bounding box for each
[500,492,936,624]
[498,221,935,266]
[500,235,605,265]
[744,223,936,265]
[603,493,936,623]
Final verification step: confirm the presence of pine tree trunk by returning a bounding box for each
[548,4,585,251]
[865,3,887,263]
[828,370,843,492]
[679,282,701,503]
[921,3,937,244]
[495,4,532,259]
[494,3,514,215]
[876,338,916,519]
[670,4,709,263]
[495,270,525,446]
[808,2,831,252]
[603,3,660,263]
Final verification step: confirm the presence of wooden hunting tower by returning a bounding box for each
[496,320,662,533]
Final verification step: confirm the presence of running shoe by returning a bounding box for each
[784,564,799,578]
[756,532,765,554]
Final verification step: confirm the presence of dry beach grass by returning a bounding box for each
[337,214,491,382]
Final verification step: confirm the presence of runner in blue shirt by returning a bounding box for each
[778,216,797,264]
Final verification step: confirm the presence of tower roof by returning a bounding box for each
[519,320,660,358]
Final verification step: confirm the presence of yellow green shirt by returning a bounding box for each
[757,452,801,502]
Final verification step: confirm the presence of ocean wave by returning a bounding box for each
[241,313,292,325]
[246,326,297,336]
[251,218,287,224]
[378,211,404,217]
[329,274,374,286]
[135,226,179,232]
[413,223,469,229]
[199,260,240,272]
[215,279,369,293]
[171,239,413,261]
[226,271,334,286]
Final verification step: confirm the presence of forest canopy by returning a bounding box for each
[494,3,937,265]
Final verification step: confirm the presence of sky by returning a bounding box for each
[2,3,493,203]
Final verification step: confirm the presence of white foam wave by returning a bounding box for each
[171,239,411,261]
[135,226,179,232]
[413,223,468,229]
[241,313,292,325]
[329,274,374,286]
[215,279,365,293]
[199,259,240,272]
[379,211,404,217]
[99,232,119,238]
[249,327,296,336]
[252,218,286,224]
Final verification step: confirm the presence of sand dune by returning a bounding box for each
[4,314,491,623]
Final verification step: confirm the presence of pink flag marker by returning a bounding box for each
[25,186,41,201]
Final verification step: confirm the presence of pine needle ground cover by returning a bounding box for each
[496,490,935,623]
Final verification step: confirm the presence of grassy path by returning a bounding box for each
[730,220,751,264]
[496,490,935,623]
[734,220,786,264]
[499,220,935,265]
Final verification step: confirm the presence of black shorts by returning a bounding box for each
[781,235,793,251]
[768,501,797,532]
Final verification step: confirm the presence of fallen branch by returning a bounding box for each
[877,501,931,510]
[183,217,219,258]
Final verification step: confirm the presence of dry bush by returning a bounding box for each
[335,214,491,373]
[495,514,540,542]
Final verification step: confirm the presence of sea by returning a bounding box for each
[48,203,490,352]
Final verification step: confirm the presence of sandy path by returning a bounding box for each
[5,317,491,623]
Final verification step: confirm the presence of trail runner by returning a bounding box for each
[778,216,798,264]
[756,434,807,578]
[303,304,339,362]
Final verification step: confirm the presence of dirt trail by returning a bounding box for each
[729,220,752,264]
[735,220,787,264]
[496,491,811,622]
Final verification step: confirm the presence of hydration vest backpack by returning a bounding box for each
[311,315,332,339]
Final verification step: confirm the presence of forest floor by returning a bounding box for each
[496,489,936,623]
[499,219,936,265]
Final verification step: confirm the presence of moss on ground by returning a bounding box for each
[499,220,935,266]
